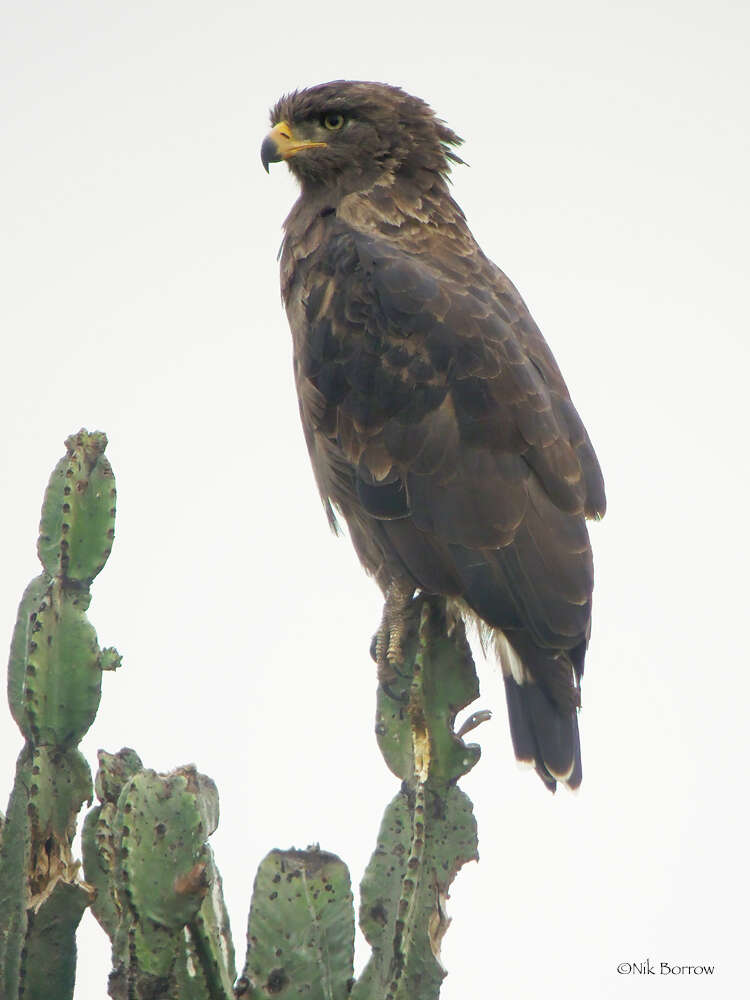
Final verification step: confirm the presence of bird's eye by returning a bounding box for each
[321,111,345,131]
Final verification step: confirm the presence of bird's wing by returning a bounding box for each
[296,226,604,651]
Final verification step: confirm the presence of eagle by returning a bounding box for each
[261,81,605,791]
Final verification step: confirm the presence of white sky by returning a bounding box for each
[1,1,748,997]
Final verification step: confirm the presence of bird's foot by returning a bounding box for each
[374,582,414,687]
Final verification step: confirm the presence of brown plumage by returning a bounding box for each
[261,81,605,791]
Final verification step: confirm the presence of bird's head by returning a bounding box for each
[261,81,463,195]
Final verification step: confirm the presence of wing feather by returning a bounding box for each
[298,224,603,557]
[292,222,603,789]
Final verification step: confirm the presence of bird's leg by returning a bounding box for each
[375,581,414,683]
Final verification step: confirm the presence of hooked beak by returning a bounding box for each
[261,121,328,173]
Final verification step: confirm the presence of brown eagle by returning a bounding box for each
[261,81,605,791]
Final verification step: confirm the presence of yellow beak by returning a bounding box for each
[261,121,327,172]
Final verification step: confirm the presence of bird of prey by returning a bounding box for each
[261,81,605,791]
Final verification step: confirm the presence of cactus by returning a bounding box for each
[2,433,486,999]
[352,598,481,1000]
[235,597,482,1000]
[82,754,236,999]
[0,430,120,1000]
[36,428,116,583]
[237,847,355,999]
[81,748,145,943]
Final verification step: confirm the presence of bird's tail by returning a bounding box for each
[495,632,582,792]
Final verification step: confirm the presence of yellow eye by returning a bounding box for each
[322,111,345,131]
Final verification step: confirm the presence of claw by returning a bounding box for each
[456,709,492,739]
[380,679,409,703]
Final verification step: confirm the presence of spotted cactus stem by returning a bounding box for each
[82,755,236,999]
[351,597,481,1000]
[0,430,120,1000]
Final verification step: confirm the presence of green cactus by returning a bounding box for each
[352,598,480,1000]
[0,746,93,999]
[37,428,116,583]
[234,597,482,1000]
[6,574,50,734]
[82,757,236,999]
[238,848,355,999]
[0,429,119,1000]
[2,432,486,999]
[81,749,145,941]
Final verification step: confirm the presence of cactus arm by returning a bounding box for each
[238,847,355,1000]
[81,750,144,942]
[21,879,91,999]
[83,759,236,999]
[186,856,237,1000]
[353,597,482,1000]
[37,429,115,583]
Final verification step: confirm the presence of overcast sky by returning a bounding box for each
[1,2,748,997]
